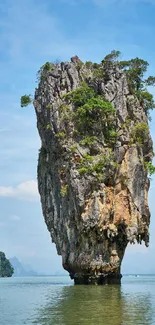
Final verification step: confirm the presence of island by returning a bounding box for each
[0,251,14,277]
[21,51,154,284]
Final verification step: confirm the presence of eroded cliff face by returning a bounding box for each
[34,57,153,284]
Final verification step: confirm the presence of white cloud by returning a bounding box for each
[10,215,21,221]
[0,180,39,202]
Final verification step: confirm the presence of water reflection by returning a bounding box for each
[34,284,154,325]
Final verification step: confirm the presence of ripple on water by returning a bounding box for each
[1,276,155,325]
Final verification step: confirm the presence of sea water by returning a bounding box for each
[0,275,155,325]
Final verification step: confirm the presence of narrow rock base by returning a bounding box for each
[72,273,122,285]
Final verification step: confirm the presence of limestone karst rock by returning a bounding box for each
[33,56,153,284]
[0,252,14,277]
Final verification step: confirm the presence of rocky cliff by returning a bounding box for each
[0,252,14,277]
[33,55,153,284]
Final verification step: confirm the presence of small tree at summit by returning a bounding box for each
[102,50,121,64]
[145,76,155,86]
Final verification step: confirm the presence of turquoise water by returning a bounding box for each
[1,276,155,325]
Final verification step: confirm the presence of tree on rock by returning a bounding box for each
[0,252,14,277]
[20,95,32,107]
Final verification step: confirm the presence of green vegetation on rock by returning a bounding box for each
[119,57,148,91]
[131,122,149,145]
[64,83,117,147]
[0,252,14,277]
[22,51,155,184]
[76,97,115,131]
[78,152,114,179]
[33,52,154,284]
[145,76,155,86]
[65,83,95,107]
[56,131,66,138]
[102,50,121,65]
[102,50,155,118]
[60,184,68,197]
[144,161,155,176]
[20,94,32,107]
[80,136,97,146]
[37,61,54,82]
[138,91,155,117]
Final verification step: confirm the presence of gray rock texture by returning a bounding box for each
[34,58,153,284]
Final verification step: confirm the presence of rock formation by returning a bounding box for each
[0,252,14,277]
[33,55,153,284]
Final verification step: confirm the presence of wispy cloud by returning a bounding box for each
[10,215,21,221]
[0,180,39,202]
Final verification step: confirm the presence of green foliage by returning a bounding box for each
[144,161,155,176]
[70,144,77,153]
[117,56,155,117]
[128,59,148,91]
[78,153,114,178]
[98,53,154,118]
[46,104,52,109]
[60,184,68,197]
[41,62,54,73]
[81,154,94,163]
[65,83,95,107]
[107,130,118,144]
[85,61,93,69]
[20,94,32,107]
[46,124,52,130]
[41,62,52,71]
[145,76,155,86]
[75,96,116,141]
[0,252,14,277]
[131,122,149,145]
[92,158,106,174]
[59,105,74,130]
[76,97,109,126]
[137,90,155,119]
[93,63,101,69]
[78,154,94,175]
[122,117,132,130]
[56,131,66,138]
[37,62,54,82]
[78,167,89,175]
[76,61,83,71]
[80,136,97,146]
[102,50,121,64]
[64,83,116,146]
[119,58,149,92]
[93,68,104,79]
[59,104,70,113]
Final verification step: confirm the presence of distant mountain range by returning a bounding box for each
[9,257,38,277]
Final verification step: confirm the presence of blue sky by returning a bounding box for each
[0,0,155,275]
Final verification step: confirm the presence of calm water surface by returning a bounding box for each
[0,275,155,325]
